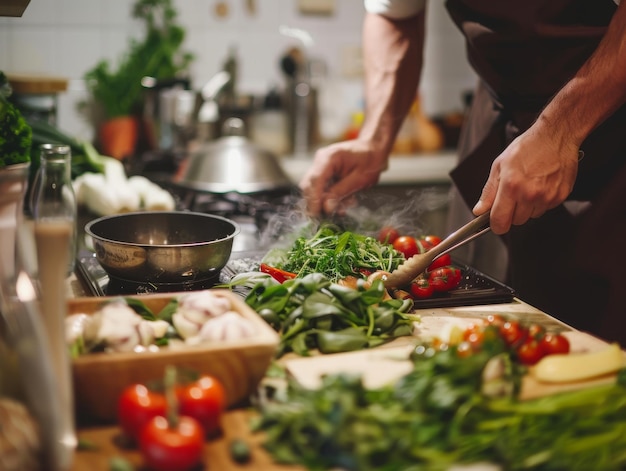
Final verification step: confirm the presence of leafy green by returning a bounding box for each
[254,346,626,471]
[245,273,415,357]
[274,223,405,282]
[0,72,32,168]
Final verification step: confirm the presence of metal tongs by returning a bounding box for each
[384,211,491,289]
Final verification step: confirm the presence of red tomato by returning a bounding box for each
[139,415,204,471]
[539,333,570,356]
[393,236,419,259]
[516,338,546,365]
[486,314,506,327]
[427,253,452,271]
[428,267,462,292]
[378,226,400,244]
[410,278,434,299]
[463,326,485,351]
[499,321,527,347]
[422,235,443,246]
[527,323,546,340]
[259,263,297,283]
[118,384,167,441]
[177,375,226,437]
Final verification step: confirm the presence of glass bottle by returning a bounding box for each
[31,144,77,277]
[29,143,77,469]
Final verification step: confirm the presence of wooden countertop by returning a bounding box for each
[74,409,303,471]
[70,297,583,471]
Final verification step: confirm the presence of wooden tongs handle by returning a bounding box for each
[383,211,491,289]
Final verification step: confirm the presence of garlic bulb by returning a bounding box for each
[172,311,202,340]
[68,300,170,353]
[178,291,232,319]
[65,313,99,346]
[197,311,256,342]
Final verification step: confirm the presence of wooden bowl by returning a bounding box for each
[68,290,279,425]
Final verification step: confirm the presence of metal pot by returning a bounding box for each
[84,211,239,285]
[173,117,293,194]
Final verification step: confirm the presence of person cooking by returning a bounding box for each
[299,0,626,345]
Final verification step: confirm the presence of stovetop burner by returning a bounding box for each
[106,273,220,295]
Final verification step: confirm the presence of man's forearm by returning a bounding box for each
[358,10,426,156]
[534,1,626,149]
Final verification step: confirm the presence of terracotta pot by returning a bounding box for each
[98,115,138,160]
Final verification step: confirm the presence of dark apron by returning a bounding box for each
[445,0,626,343]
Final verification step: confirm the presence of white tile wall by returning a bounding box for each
[0,0,476,142]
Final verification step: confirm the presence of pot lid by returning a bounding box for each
[173,118,294,194]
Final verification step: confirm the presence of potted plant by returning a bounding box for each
[84,0,194,160]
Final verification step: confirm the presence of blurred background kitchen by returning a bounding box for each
[1,0,481,249]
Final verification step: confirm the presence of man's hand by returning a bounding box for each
[473,126,580,234]
[299,139,389,217]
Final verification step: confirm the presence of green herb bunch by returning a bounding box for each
[276,224,405,282]
[245,273,415,357]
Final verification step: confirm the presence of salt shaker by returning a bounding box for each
[31,144,77,276]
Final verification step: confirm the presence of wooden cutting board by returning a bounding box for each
[284,326,621,400]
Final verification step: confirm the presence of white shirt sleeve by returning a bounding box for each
[364,0,426,19]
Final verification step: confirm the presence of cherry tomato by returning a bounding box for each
[516,338,546,365]
[428,267,462,292]
[422,235,443,246]
[118,384,167,441]
[259,263,296,283]
[139,415,204,471]
[499,320,527,347]
[410,278,434,299]
[539,333,570,356]
[427,253,452,271]
[378,226,400,244]
[177,375,226,437]
[486,314,506,327]
[527,323,546,340]
[393,236,419,259]
[464,329,485,351]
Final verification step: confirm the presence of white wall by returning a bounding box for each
[0,0,476,143]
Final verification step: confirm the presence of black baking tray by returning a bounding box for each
[408,262,515,308]
[76,249,516,308]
